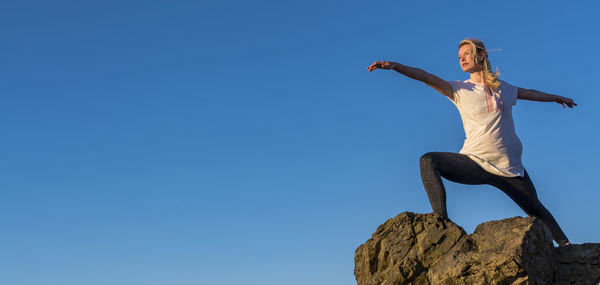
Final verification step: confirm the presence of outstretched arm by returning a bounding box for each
[517,88,577,108]
[367,61,453,100]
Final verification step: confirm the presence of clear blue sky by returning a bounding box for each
[2,1,599,284]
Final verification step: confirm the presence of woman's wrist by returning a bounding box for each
[552,95,563,103]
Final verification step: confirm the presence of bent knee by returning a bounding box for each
[420,152,437,168]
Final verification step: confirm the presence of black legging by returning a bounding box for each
[419,152,568,244]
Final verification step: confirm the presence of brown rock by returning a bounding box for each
[354,212,465,285]
[427,217,556,284]
[354,212,600,285]
[554,244,600,284]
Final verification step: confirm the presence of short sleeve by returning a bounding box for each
[448,80,460,91]
[499,80,519,106]
[447,80,464,105]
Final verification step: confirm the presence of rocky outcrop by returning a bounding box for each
[555,244,600,284]
[354,212,600,285]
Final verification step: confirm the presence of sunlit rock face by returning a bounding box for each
[354,212,600,285]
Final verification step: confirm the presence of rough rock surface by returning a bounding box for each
[555,244,600,285]
[354,212,600,285]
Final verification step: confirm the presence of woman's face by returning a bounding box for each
[458,44,482,73]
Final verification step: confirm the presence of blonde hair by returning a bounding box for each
[459,38,500,90]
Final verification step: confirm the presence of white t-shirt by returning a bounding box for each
[448,79,525,177]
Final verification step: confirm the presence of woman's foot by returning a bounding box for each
[557,240,571,247]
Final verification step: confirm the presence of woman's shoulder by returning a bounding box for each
[498,80,518,91]
[448,79,471,89]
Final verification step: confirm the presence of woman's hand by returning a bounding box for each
[555,95,577,108]
[367,61,397,72]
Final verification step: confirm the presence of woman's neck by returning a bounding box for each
[469,71,485,84]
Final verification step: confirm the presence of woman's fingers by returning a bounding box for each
[367,61,381,71]
[566,99,576,108]
[557,96,577,108]
[367,61,391,72]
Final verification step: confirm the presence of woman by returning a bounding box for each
[366,38,576,246]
